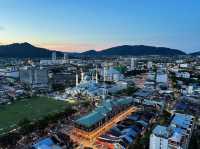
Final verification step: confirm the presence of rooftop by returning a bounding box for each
[152,125,169,138]
[152,113,194,143]
[75,98,133,128]
[169,127,184,143]
[134,88,154,97]
[170,113,193,129]
[32,138,62,149]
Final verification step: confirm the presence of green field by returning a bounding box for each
[0,96,69,135]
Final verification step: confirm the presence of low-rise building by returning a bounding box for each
[150,113,194,149]
[176,72,190,79]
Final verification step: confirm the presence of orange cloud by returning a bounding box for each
[37,42,115,52]
[0,40,117,52]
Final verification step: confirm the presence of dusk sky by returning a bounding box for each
[0,0,199,53]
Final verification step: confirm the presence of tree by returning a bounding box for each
[0,132,20,147]
[18,118,33,134]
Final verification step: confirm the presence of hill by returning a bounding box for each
[0,42,63,58]
[190,51,200,56]
[80,45,186,56]
[81,50,98,56]
[0,43,186,58]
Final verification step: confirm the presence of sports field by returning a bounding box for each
[0,96,69,135]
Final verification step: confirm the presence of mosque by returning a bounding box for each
[65,65,127,98]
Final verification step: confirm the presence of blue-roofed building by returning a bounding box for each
[75,98,133,131]
[175,102,188,110]
[133,88,154,98]
[136,120,148,128]
[170,113,194,130]
[127,114,140,121]
[150,113,194,149]
[32,138,62,149]
[94,110,156,148]
[109,126,122,137]
[120,135,133,144]
[122,128,138,138]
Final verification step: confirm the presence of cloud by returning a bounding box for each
[37,42,98,52]
[35,42,119,52]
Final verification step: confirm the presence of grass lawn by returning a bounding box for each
[0,96,69,135]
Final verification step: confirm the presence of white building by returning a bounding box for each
[0,67,19,78]
[130,57,137,70]
[150,125,169,149]
[156,73,168,84]
[187,85,193,95]
[40,59,67,66]
[63,53,68,60]
[52,52,57,60]
[64,69,127,99]
[176,60,184,64]
[65,70,105,98]
[147,61,153,70]
[176,72,190,79]
[100,66,124,82]
[150,113,194,149]
[65,79,106,98]
[180,63,189,68]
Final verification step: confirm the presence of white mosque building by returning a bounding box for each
[65,67,107,98]
[64,65,127,99]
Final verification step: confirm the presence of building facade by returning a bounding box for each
[20,67,48,89]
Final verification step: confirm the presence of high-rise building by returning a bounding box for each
[64,53,68,60]
[131,57,136,70]
[19,67,32,84]
[52,52,56,61]
[20,67,48,89]
[33,68,48,88]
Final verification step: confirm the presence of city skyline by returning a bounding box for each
[0,0,200,53]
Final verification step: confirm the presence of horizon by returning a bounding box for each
[0,0,200,53]
[0,42,197,54]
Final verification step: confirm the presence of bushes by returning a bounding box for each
[0,132,21,147]
[18,118,34,135]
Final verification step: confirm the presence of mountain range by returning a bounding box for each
[0,42,199,58]
[81,45,186,56]
[0,42,63,58]
[190,51,200,56]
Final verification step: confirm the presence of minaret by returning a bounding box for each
[102,85,107,100]
[92,73,94,81]
[76,73,79,86]
[103,66,106,82]
[96,66,98,83]
[81,69,84,82]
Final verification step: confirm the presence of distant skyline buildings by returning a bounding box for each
[0,0,200,53]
